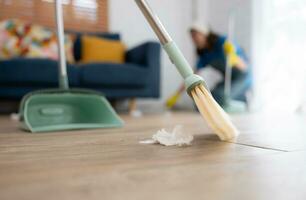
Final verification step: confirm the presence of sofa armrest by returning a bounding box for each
[126,41,161,98]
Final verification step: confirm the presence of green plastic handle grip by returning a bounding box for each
[163,41,206,95]
[163,41,194,79]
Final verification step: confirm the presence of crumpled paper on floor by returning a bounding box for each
[139,125,193,146]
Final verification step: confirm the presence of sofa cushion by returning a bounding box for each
[79,63,147,88]
[0,19,75,63]
[0,58,79,86]
[71,32,121,62]
[81,36,126,64]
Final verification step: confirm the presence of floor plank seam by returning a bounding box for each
[201,138,289,152]
[227,142,289,152]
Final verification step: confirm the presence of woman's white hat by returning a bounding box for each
[190,21,210,35]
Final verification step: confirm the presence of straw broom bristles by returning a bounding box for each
[191,84,239,141]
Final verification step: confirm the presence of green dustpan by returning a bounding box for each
[19,89,123,133]
[19,1,123,133]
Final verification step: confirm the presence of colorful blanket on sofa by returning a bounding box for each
[0,19,74,62]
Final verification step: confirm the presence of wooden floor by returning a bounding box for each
[0,112,306,200]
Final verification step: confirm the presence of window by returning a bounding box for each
[254,0,306,112]
[0,0,108,32]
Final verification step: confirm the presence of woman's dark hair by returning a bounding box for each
[196,31,219,55]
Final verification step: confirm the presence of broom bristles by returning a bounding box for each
[191,84,239,141]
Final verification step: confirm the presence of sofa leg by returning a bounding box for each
[0,101,19,114]
[129,98,143,117]
[110,100,117,110]
[129,98,137,114]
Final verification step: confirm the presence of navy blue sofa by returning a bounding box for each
[0,33,161,100]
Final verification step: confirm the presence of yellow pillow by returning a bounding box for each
[81,35,125,64]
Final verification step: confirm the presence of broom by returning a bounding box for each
[135,0,239,141]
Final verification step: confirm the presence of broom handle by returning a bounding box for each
[224,11,235,98]
[55,0,69,89]
[135,0,194,79]
[135,0,172,45]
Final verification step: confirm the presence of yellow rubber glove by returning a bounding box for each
[166,92,181,109]
[223,41,239,67]
[223,40,236,54]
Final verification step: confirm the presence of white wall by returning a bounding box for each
[109,0,194,106]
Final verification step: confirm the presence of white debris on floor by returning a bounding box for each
[130,110,143,118]
[139,125,193,146]
[139,139,156,145]
[10,113,20,121]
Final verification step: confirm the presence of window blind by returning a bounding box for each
[0,0,108,32]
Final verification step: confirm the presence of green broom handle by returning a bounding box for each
[135,0,194,79]
[55,0,69,90]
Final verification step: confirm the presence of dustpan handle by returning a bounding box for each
[55,0,69,89]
